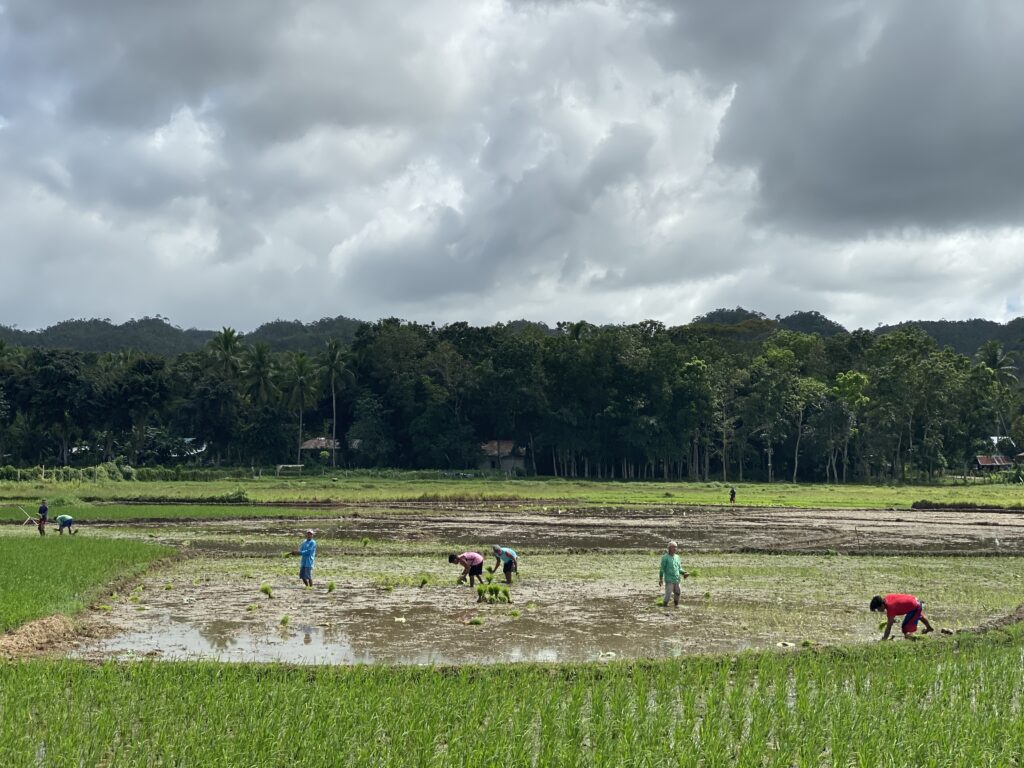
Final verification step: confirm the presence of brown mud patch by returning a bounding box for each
[1,615,80,658]
[95,505,1024,557]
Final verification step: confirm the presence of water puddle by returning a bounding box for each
[73,583,874,666]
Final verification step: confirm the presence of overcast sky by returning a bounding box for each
[2,0,1023,332]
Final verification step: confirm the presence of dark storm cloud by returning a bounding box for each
[1,0,1023,332]
[654,0,1024,235]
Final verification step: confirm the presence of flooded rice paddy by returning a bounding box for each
[48,503,1024,665]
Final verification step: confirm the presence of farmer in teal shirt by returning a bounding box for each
[658,540,689,607]
[290,529,317,587]
[491,544,518,584]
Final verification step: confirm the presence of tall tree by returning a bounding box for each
[282,352,319,464]
[317,338,354,468]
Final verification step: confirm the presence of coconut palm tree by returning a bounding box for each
[241,343,279,406]
[282,352,319,464]
[317,338,355,467]
[976,340,1018,437]
[207,327,242,380]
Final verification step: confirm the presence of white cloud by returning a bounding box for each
[1,0,1023,332]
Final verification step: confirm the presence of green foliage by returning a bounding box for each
[259,584,273,599]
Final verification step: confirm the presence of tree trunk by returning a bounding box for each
[331,377,337,469]
[792,408,805,483]
[297,406,304,465]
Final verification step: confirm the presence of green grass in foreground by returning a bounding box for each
[2,626,1024,766]
[4,475,1024,513]
[0,538,173,632]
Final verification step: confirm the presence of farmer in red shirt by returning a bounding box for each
[870,594,934,640]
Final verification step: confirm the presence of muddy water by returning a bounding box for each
[74,593,851,665]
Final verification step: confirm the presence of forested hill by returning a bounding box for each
[0,315,365,355]
[874,318,1024,357]
[0,310,1021,357]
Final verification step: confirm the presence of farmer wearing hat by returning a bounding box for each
[491,544,518,584]
[290,529,317,587]
[870,594,934,640]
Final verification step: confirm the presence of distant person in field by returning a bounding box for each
[55,514,76,535]
[870,594,934,640]
[37,499,48,535]
[659,540,690,607]
[290,529,317,587]
[491,544,518,584]
[729,487,736,504]
[449,551,485,586]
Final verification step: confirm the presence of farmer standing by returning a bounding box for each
[449,551,486,586]
[37,498,48,535]
[659,540,689,607]
[491,544,518,584]
[870,594,934,640]
[55,514,76,535]
[291,529,317,588]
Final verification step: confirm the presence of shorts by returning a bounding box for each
[502,560,515,575]
[299,566,313,580]
[902,602,923,634]
[468,562,483,577]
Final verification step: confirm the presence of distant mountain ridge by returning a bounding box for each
[0,310,1020,357]
[0,315,364,356]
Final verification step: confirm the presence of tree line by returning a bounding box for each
[0,317,1019,482]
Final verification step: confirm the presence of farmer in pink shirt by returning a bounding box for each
[449,551,486,586]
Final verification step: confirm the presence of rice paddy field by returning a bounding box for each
[2,480,1024,765]
[0,537,172,633]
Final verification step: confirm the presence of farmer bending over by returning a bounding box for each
[449,551,485,586]
[56,514,76,535]
[491,544,518,584]
[290,529,317,587]
[870,594,934,640]
[659,540,689,607]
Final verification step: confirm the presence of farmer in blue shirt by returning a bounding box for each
[290,529,317,587]
[491,544,518,584]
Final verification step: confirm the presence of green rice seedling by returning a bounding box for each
[419,577,429,588]
[280,615,290,627]
[509,609,521,618]
[499,586,511,603]
[0,538,171,633]
[327,582,336,593]
[361,537,370,547]
[163,583,174,590]
[246,604,259,612]
[486,565,495,574]
[485,575,494,584]
[476,585,487,602]
[129,596,140,604]
[260,583,273,599]
[95,604,111,612]
[467,616,485,626]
